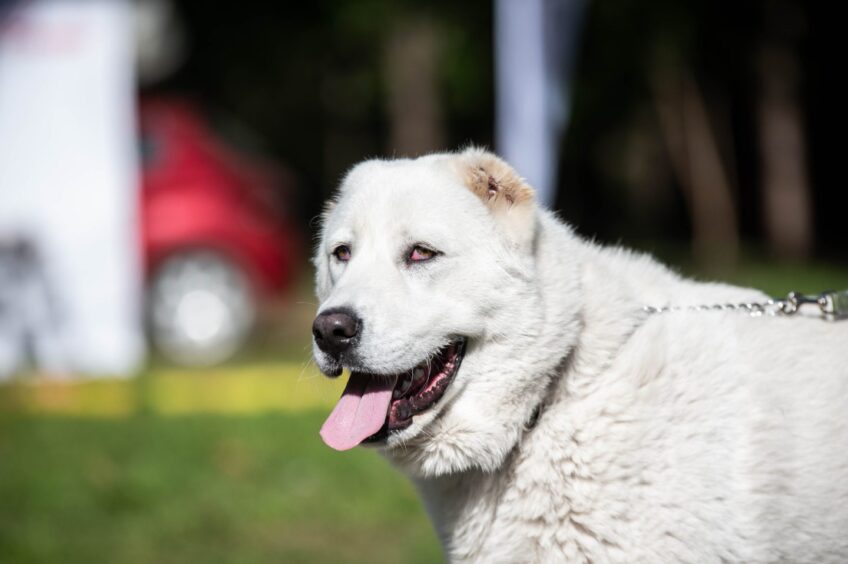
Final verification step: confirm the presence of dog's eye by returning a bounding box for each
[332,245,351,262]
[409,245,438,262]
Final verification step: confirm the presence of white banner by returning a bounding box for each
[0,0,144,377]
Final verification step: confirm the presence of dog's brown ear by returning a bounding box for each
[455,147,537,249]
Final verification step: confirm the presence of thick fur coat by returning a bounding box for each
[312,149,848,563]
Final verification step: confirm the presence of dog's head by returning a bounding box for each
[312,148,574,476]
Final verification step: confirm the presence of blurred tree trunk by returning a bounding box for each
[757,1,813,260]
[652,70,740,271]
[383,17,446,157]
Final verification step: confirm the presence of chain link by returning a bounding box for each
[643,290,848,320]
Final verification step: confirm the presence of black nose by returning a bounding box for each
[312,308,361,356]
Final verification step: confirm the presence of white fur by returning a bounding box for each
[313,149,848,563]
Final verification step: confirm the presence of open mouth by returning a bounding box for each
[319,338,467,451]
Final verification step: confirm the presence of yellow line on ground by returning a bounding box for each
[0,363,347,418]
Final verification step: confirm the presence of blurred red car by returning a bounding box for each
[140,98,301,365]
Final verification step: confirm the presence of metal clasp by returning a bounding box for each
[779,292,816,315]
[780,290,848,319]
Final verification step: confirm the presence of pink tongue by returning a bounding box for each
[320,372,397,451]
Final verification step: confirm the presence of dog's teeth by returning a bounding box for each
[394,372,413,398]
[413,367,426,382]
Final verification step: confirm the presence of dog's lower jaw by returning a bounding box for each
[395,426,525,478]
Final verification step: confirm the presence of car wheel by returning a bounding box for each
[148,251,255,366]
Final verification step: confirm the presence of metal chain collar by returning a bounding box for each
[644,289,848,320]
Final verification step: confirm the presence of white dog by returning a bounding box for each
[311,148,848,563]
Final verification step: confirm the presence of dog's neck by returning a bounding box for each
[407,218,772,560]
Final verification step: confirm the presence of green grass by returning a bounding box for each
[631,244,848,299]
[0,411,441,564]
[709,261,848,298]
